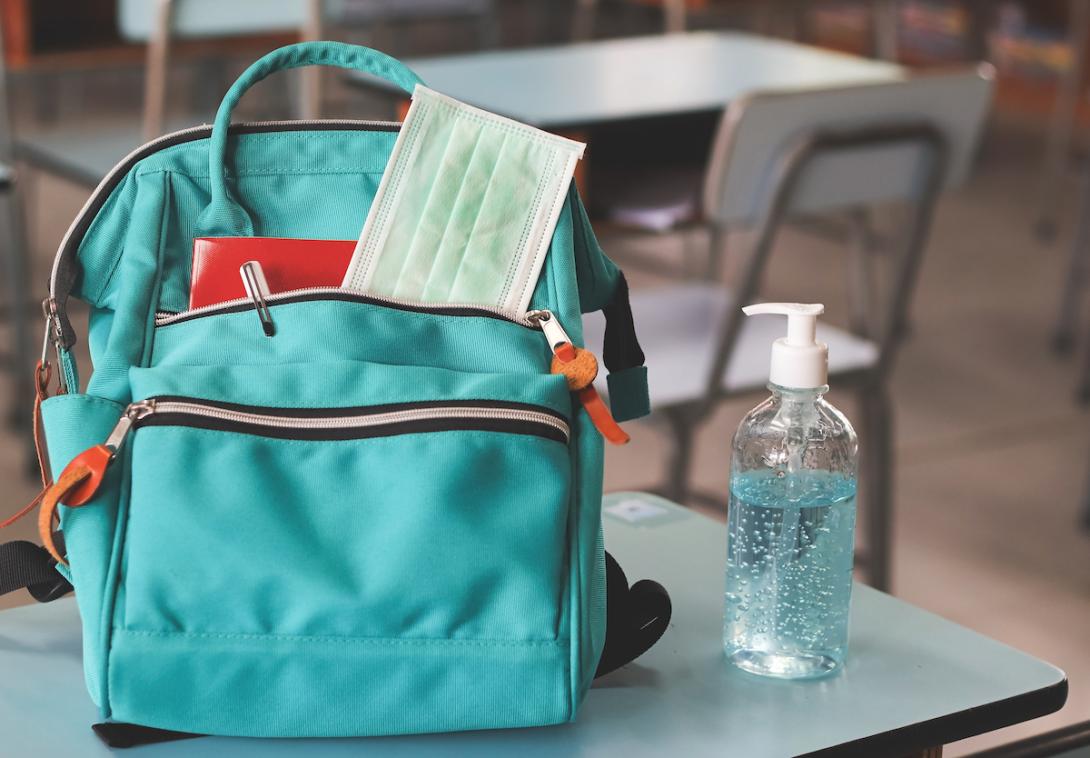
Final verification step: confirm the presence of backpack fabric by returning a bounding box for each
[31,42,650,738]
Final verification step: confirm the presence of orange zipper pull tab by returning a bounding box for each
[576,385,630,445]
[36,401,155,564]
[531,311,630,446]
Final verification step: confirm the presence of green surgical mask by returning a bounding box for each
[342,85,585,318]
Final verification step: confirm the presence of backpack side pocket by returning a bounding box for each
[40,393,126,713]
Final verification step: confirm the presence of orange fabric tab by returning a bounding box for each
[549,341,629,444]
[578,386,630,445]
[61,445,114,506]
[39,462,95,566]
[550,344,598,391]
[554,342,577,362]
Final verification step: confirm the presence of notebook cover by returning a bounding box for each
[189,237,356,309]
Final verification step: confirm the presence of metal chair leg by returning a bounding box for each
[663,0,687,33]
[477,0,501,49]
[1035,0,1090,243]
[0,183,34,429]
[142,0,175,141]
[872,0,899,61]
[858,385,894,592]
[1053,159,1090,353]
[571,0,597,41]
[1081,462,1090,532]
[847,208,877,339]
[704,224,728,282]
[300,0,325,120]
[662,408,697,505]
[1078,328,1090,403]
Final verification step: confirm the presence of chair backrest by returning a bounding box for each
[698,67,994,408]
[118,0,319,40]
[702,67,995,226]
[120,0,324,139]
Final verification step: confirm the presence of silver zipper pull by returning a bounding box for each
[104,400,156,454]
[527,310,572,353]
[240,261,276,337]
[40,297,68,393]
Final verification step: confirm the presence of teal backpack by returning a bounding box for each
[1,43,667,743]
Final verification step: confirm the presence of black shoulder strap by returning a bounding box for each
[599,274,650,423]
[595,550,671,678]
[0,540,72,602]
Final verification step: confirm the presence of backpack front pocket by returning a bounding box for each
[119,387,571,641]
[105,362,577,735]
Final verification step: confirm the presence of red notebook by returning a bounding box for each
[189,237,356,309]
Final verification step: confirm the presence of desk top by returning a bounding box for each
[0,493,1066,757]
[349,32,904,128]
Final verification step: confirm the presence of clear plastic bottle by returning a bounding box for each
[723,304,858,679]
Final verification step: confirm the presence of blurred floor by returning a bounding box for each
[0,105,1086,754]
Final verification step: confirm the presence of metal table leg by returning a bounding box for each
[872,0,899,61]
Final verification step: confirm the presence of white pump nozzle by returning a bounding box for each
[742,302,828,389]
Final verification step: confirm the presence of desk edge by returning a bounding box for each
[798,677,1069,758]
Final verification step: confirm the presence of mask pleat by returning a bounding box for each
[390,114,488,299]
[366,101,446,296]
[446,136,544,305]
[419,125,505,302]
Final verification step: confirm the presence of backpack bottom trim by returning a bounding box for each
[107,629,573,737]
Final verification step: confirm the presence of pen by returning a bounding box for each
[239,260,276,337]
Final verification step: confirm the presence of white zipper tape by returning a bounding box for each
[108,399,569,449]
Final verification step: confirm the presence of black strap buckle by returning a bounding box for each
[0,539,72,602]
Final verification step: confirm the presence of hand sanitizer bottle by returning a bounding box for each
[723,303,858,679]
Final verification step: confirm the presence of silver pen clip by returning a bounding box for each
[240,261,276,337]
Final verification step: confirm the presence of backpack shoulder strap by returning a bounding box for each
[569,186,650,422]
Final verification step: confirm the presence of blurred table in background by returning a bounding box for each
[347,31,902,197]
[351,30,902,129]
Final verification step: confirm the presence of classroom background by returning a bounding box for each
[0,1,1087,754]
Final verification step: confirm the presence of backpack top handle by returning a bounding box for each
[197,41,424,237]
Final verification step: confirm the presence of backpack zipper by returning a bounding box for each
[154,287,538,328]
[105,397,570,450]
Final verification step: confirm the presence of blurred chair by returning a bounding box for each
[585,69,994,591]
[1053,154,1090,416]
[16,0,322,191]
[17,0,498,190]
[1033,0,1090,245]
[964,719,1090,757]
[1052,152,1090,556]
[0,26,34,436]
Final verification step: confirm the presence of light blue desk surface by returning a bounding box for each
[0,493,1066,757]
[349,31,904,128]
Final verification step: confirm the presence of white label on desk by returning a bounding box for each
[605,498,671,524]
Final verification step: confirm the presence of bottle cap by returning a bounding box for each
[742,302,828,389]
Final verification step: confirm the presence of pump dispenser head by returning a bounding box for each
[742,302,828,389]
